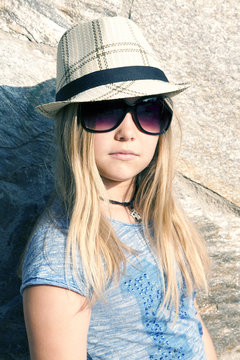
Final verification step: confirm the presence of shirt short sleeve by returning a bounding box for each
[20,209,91,298]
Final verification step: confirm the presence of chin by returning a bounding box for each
[101,173,137,183]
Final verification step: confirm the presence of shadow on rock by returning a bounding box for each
[0,79,57,359]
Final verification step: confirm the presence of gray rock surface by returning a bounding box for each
[0,0,239,359]
[175,174,240,360]
[132,0,240,206]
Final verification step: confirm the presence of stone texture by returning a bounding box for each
[132,0,240,206]
[0,0,130,46]
[175,174,240,359]
[0,29,57,359]
[0,0,239,359]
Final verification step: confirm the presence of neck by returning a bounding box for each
[99,178,141,223]
[101,178,136,203]
[109,185,137,205]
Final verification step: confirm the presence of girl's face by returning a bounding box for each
[94,98,159,188]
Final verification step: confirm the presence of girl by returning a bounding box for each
[21,16,218,359]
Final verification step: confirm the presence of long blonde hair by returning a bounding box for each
[55,101,210,311]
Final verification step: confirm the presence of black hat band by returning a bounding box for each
[56,66,169,102]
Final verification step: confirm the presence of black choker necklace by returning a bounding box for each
[109,198,142,223]
[109,199,133,206]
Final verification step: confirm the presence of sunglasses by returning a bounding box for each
[77,96,173,135]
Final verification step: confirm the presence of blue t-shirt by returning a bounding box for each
[21,201,206,360]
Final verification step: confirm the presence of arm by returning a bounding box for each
[23,285,91,360]
[194,300,218,360]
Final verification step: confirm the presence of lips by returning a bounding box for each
[109,151,138,160]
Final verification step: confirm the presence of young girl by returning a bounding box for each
[21,16,218,360]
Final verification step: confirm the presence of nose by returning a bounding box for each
[114,112,137,141]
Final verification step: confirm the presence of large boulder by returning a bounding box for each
[0,1,239,358]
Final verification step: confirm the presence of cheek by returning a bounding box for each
[93,133,112,173]
[94,133,110,159]
[144,136,159,161]
[94,134,105,154]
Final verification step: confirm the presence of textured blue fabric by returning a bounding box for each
[21,201,206,360]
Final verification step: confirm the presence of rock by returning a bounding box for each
[220,346,240,360]
[175,173,240,359]
[132,0,240,206]
[0,30,56,359]
[0,0,130,46]
[0,0,239,358]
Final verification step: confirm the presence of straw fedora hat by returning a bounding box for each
[36,16,188,119]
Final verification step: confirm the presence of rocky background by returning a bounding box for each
[0,0,239,359]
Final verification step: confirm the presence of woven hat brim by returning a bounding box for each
[36,79,189,119]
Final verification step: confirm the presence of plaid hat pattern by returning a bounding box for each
[36,16,188,119]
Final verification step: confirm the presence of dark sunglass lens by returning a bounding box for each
[81,102,123,131]
[137,100,172,134]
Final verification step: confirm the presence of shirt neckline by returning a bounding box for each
[108,218,143,227]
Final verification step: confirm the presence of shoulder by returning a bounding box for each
[20,198,90,297]
[24,198,68,264]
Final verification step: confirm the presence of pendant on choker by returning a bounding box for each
[129,206,142,223]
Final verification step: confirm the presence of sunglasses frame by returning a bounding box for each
[77,96,173,135]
